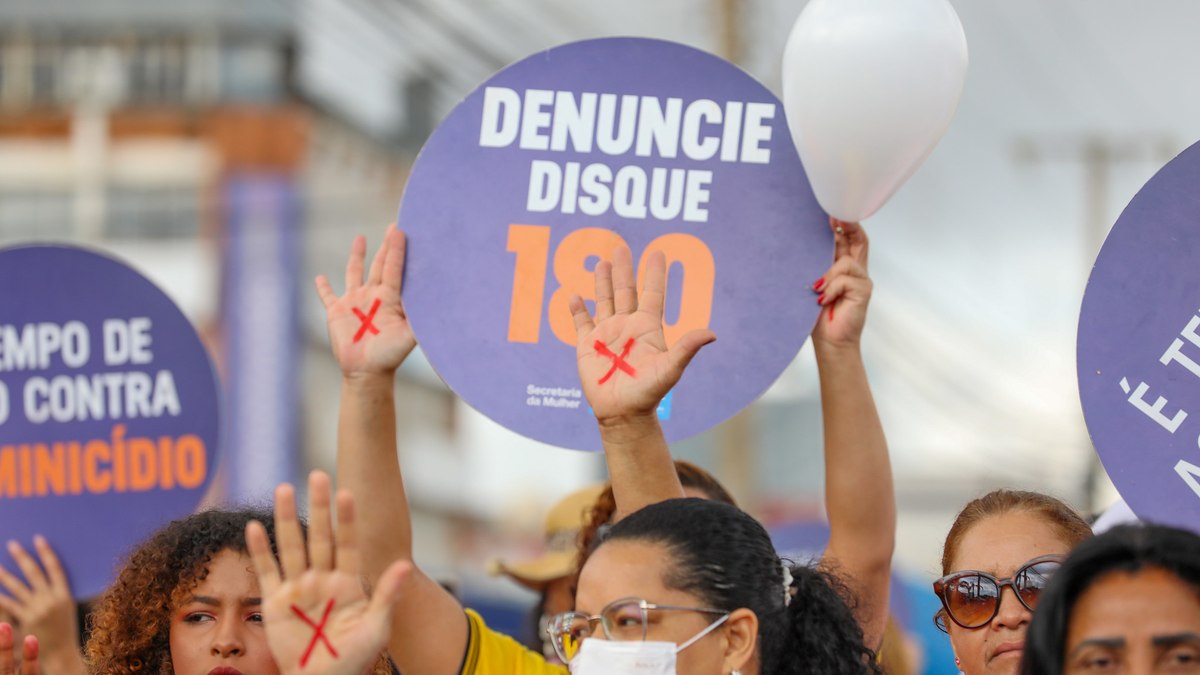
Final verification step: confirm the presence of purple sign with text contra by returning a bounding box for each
[399,38,831,451]
[0,246,219,598]
[1078,140,1200,530]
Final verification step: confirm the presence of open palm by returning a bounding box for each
[248,473,407,675]
[315,226,416,376]
[568,246,715,422]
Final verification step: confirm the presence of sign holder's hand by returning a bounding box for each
[0,539,84,675]
[568,245,716,424]
[315,226,416,377]
[0,623,38,675]
[247,472,408,675]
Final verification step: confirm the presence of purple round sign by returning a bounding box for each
[1078,139,1200,530]
[400,38,831,451]
[0,245,219,598]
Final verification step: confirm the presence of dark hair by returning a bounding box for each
[86,508,277,675]
[1020,524,1200,675]
[601,498,879,675]
[942,490,1092,575]
[577,460,735,570]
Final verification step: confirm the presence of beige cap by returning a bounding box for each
[490,483,607,590]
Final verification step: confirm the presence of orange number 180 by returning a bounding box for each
[506,224,715,347]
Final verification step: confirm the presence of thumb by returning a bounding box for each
[366,560,414,626]
[666,329,716,378]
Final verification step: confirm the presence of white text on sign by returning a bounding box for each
[1118,308,1200,499]
[479,88,776,223]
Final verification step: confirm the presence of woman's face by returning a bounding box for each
[1064,567,1200,674]
[946,511,1073,675]
[168,549,280,675]
[575,539,738,674]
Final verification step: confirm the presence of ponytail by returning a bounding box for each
[758,564,879,675]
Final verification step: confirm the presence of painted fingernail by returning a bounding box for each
[813,277,826,291]
[817,293,826,305]
[828,305,835,322]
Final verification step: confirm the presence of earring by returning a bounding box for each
[955,658,961,666]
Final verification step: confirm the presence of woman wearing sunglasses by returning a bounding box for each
[1019,523,1200,675]
[934,490,1092,675]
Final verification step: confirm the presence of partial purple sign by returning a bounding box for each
[0,246,219,598]
[399,38,831,451]
[1078,139,1200,530]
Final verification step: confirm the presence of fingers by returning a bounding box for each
[367,560,414,628]
[18,637,36,675]
[593,260,615,322]
[333,490,360,577]
[307,471,334,573]
[637,250,667,321]
[273,483,308,582]
[5,542,46,594]
[366,228,389,287]
[831,217,869,266]
[314,275,338,310]
[568,294,595,339]
[667,329,717,379]
[0,623,13,675]
[345,235,367,292]
[815,257,870,303]
[0,566,30,605]
[612,246,638,315]
[245,520,282,597]
[32,536,68,593]
[383,227,407,294]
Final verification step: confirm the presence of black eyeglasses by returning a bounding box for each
[932,554,1064,631]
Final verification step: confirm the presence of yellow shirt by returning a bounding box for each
[460,609,569,675]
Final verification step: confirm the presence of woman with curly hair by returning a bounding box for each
[84,507,282,675]
[84,487,394,675]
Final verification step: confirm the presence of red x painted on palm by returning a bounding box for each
[352,299,381,343]
[595,338,637,384]
[292,599,339,668]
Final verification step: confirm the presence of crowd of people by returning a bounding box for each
[3,220,1199,675]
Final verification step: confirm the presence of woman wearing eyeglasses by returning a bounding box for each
[933,490,1092,675]
[550,497,877,674]
[1018,523,1200,675]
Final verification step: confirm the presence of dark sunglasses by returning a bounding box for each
[932,554,1064,632]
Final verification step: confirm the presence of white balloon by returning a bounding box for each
[782,0,968,222]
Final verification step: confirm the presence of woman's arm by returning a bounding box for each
[812,218,895,651]
[567,246,716,520]
[315,227,468,674]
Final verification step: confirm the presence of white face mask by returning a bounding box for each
[568,639,679,675]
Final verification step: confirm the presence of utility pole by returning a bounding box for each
[713,0,758,507]
[1015,134,1178,514]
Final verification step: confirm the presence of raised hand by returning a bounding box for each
[246,472,409,675]
[812,218,872,350]
[568,246,716,423]
[315,226,416,376]
[0,624,38,675]
[0,538,84,675]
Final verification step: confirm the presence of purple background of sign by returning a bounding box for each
[1078,139,1200,530]
[0,246,219,598]
[399,38,831,451]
